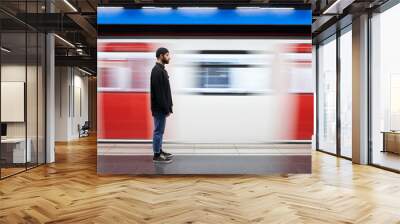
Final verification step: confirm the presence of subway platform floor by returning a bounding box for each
[97,143,311,174]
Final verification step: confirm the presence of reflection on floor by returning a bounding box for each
[0,162,43,178]
[373,151,400,171]
[0,167,25,178]
[97,143,311,174]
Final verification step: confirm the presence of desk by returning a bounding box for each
[1,138,31,163]
[382,131,400,154]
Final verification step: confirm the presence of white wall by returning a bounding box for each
[71,72,89,138]
[55,67,89,141]
[1,65,25,129]
[1,63,46,163]
[55,67,70,141]
[1,65,34,138]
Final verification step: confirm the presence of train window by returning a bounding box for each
[197,62,231,89]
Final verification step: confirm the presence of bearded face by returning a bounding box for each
[160,52,170,64]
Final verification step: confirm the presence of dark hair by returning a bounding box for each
[156,47,169,58]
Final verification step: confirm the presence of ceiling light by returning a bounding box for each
[323,0,345,15]
[54,34,75,48]
[178,7,218,10]
[1,47,11,53]
[63,0,78,12]
[78,67,93,76]
[236,7,260,9]
[142,7,172,10]
[101,6,124,10]
[237,7,295,10]
[262,7,295,10]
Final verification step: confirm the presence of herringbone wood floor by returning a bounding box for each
[1,136,400,224]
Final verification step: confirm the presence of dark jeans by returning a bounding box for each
[152,112,166,154]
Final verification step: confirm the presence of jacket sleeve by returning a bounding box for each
[152,69,170,114]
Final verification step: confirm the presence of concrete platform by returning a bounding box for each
[97,143,311,174]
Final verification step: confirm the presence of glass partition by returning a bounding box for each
[38,31,45,165]
[0,0,46,179]
[370,4,400,171]
[27,29,38,169]
[339,28,352,158]
[317,36,337,154]
[0,15,28,177]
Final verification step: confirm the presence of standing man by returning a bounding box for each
[151,47,174,163]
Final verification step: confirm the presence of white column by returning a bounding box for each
[46,33,55,163]
[45,0,56,163]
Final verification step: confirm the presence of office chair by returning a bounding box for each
[79,121,90,138]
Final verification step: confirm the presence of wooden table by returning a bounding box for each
[382,131,400,154]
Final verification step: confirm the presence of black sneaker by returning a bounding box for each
[160,150,173,159]
[153,154,172,164]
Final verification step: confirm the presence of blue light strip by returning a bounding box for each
[98,7,311,25]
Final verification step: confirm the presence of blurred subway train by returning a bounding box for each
[97,39,313,143]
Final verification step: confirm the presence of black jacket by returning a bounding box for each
[150,63,173,115]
